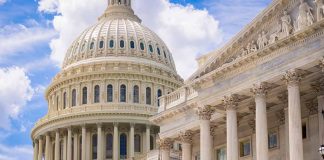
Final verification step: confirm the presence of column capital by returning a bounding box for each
[113,122,119,127]
[222,94,239,110]
[251,83,268,97]
[196,105,214,120]
[178,130,193,144]
[311,78,324,95]
[158,138,173,150]
[282,69,301,86]
[130,123,135,127]
[97,123,103,127]
[305,100,318,115]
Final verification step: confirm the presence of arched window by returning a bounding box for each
[63,92,67,109]
[149,44,153,53]
[120,40,125,48]
[130,41,135,49]
[82,87,87,105]
[94,85,100,103]
[106,134,113,159]
[150,136,154,150]
[109,40,114,48]
[140,42,145,51]
[135,134,141,152]
[120,85,126,102]
[72,89,76,107]
[157,47,161,55]
[133,85,139,103]
[157,89,162,107]
[146,87,151,105]
[99,40,104,49]
[107,85,113,102]
[90,42,95,50]
[120,134,127,158]
[92,134,98,159]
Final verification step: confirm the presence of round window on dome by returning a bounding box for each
[99,40,104,49]
[120,40,125,48]
[157,47,161,55]
[149,45,153,53]
[109,40,114,48]
[140,42,145,51]
[90,42,95,50]
[130,41,135,49]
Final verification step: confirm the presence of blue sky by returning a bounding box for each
[0,0,271,159]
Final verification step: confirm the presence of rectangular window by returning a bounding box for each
[268,132,278,149]
[217,147,226,160]
[195,154,200,160]
[240,140,251,157]
[302,122,307,139]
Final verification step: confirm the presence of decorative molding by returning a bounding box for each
[178,130,193,144]
[311,78,324,95]
[157,138,173,150]
[305,100,318,115]
[251,82,268,98]
[222,95,239,111]
[282,69,302,86]
[196,106,214,120]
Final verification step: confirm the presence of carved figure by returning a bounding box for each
[307,10,315,25]
[246,43,252,54]
[240,48,248,56]
[250,41,258,52]
[281,10,293,37]
[257,34,263,49]
[314,0,324,20]
[261,31,268,48]
[297,0,313,30]
[269,21,282,44]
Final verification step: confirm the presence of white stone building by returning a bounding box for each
[32,0,324,160]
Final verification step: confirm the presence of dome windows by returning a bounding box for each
[140,42,145,51]
[120,84,127,102]
[99,40,105,49]
[148,44,153,53]
[107,85,113,102]
[157,47,161,55]
[130,40,135,49]
[109,40,114,48]
[90,42,95,50]
[120,40,125,48]
[82,87,88,105]
[163,51,167,58]
[94,85,100,103]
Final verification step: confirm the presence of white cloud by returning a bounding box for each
[38,0,222,79]
[0,0,6,5]
[0,144,33,160]
[0,67,34,130]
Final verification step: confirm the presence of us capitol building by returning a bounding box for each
[32,0,324,160]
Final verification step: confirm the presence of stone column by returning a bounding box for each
[113,123,119,160]
[63,135,67,160]
[34,140,39,160]
[73,131,79,160]
[98,124,103,160]
[38,137,43,160]
[54,131,60,160]
[67,128,72,160]
[146,125,151,153]
[283,69,304,160]
[251,83,269,160]
[179,130,193,160]
[158,138,172,160]
[223,95,239,160]
[196,106,214,160]
[45,134,51,160]
[81,125,86,160]
[130,123,135,159]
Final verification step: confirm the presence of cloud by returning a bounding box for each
[0,67,34,130]
[38,0,222,79]
[0,144,33,160]
[0,0,6,5]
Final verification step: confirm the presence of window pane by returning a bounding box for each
[72,89,76,107]
[82,87,87,104]
[94,85,100,103]
[133,85,139,103]
[157,47,161,55]
[120,134,127,158]
[130,41,135,49]
[140,42,145,50]
[107,85,113,102]
[149,45,153,53]
[120,85,126,102]
[120,40,125,48]
[109,40,114,48]
[63,92,67,109]
[268,132,278,149]
[157,89,162,107]
[106,134,113,159]
[146,87,151,105]
[92,134,98,159]
[99,40,104,49]
[217,148,226,160]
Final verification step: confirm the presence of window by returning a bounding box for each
[120,40,125,48]
[90,42,95,50]
[106,134,113,159]
[120,85,127,102]
[63,92,67,109]
[157,47,161,55]
[217,147,226,160]
[302,122,307,139]
[149,44,153,53]
[157,89,162,107]
[146,87,151,105]
[109,40,114,48]
[72,89,76,107]
[56,96,59,110]
[120,134,127,158]
[150,136,154,150]
[92,134,98,159]
[130,41,135,49]
[107,85,113,102]
[268,132,278,149]
[195,154,200,160]
[240,140,251,157]
[82,87,87,105]
[134,134,141,152]
[133,85,139,103]
[140,42,145,51]
[99,40,104,49]
[94,85,100,103]
[163,51,167,58]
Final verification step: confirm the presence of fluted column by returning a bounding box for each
[54,131,60,160]
[98,124,103,160]
[158,138,172,160]
[33,140,39,160]
[38,137,43,160]
[146,125,151,153]
[113,123,119,160]
[179,130,193,160]
[130,123,135,159]
[67,128,72,160]
[251,83,269,160]
[81,125,86,160]
[45,134,51,160]
[196,106,213,160]
[73,131,79,160]
[63,135,67,160]
[223,95,239,160]
[283,69,303,160]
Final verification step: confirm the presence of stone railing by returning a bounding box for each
[158,86,198,112]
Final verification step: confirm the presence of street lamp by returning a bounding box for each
[319,144,324,159]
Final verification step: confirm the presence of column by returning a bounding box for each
[34,140,39,160]
[146,125,151,153]
[73,132,79,160]
[283,69,303,160]
[45,134,51,160]
[98,124,103,160]
[63,135,67,160]
[130,123,135,159]
[179,130,193,160]
[252,83,269,160]
[81,125,86,160]
[196,106,214,160]
[54,131,60,160]
[67,128,72,160]
[223,95,239,160]
[113,123,119,160]
[158,138,172,160]
[38,137,43,160]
